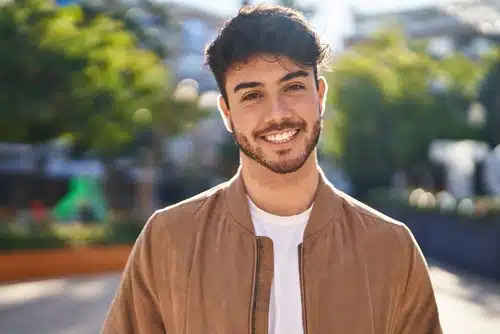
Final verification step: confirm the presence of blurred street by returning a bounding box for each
[0,262,499,334]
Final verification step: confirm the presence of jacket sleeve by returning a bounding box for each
[101,212,166,334]
[394,227,443,334]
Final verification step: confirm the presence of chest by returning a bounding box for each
[162,233,397,334]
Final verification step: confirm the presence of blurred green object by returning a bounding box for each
[479,54,500,147]
[95,220,144,246]
[325,29,496,194]
[52,176,108,222]
[0,220,143,251]
[0,0,205,157]
[0,227,67,251]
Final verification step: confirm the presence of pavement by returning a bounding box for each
[428,262,500,333]
[0,262,499,334]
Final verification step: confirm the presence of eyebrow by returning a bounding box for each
[233,81,263,93]
[232,70,310,93]
[278,70,309,83]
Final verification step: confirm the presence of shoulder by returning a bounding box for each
[146,180,230,238]
[330,188,423,288]
[333,188,416,254]
[132,180,231,275]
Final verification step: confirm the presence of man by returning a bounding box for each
[101,5,442,334]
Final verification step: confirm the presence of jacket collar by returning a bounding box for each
[224,165,342,239]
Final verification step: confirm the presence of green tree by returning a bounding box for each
[81,0,174,59]
[0,0,202,156]
[325,30,490,193]
[479,50,500,146]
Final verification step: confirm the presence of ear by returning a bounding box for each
[217,95,233,133]
[317,76,328,117]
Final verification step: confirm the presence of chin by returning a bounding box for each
[263,154,312,174]
[264,162,307,175]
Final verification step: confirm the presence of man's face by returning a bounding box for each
[219,55,327,174]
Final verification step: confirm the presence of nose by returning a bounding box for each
[263,95,292,123]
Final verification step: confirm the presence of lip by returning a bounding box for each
[260,129,300,146]
[260,128,300,137]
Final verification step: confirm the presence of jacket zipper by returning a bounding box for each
[250,237,261,334]
[299,244,308,334]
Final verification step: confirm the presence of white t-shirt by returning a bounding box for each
[247,196,313,334]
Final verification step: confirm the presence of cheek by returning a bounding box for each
[231,114,259,136]
[284,92,318,110]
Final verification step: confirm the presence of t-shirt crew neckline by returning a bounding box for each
[246,195,314,226]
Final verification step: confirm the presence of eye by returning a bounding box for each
[285,83,305,92]
[241,92,263,102]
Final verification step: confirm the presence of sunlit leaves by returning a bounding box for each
[0,0,203,156]
[325,29,494,190]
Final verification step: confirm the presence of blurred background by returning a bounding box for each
[1,0,500,333]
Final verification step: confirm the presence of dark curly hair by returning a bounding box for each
[204,4,330,107]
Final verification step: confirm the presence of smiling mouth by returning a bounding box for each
[261,129,299,143]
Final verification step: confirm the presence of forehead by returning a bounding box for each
[225,55,314,87]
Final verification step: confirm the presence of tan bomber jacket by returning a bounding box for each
[101,167,442,334]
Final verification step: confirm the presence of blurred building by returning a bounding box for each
[166,3,227,92]
[0,141,106,211]
[164,109,227,171]
[345,0,500,58]
[0,143,37,175]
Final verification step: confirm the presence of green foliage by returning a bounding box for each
[95,220,144,245]
[0,220,144,251]
[325,30,493,191]
[479,50,500,146]
[81,0,174,59]
[0,0,202,156]
[0,224,67,251]
[52,223,107,246]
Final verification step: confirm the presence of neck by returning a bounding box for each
[241,151,319,216]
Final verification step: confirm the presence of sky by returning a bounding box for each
[162,0,453,49]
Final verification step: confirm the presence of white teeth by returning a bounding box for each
[264,130,298,143]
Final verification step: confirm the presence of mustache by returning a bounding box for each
[254,120,306,137]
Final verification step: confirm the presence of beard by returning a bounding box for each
[230,116,322,174]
